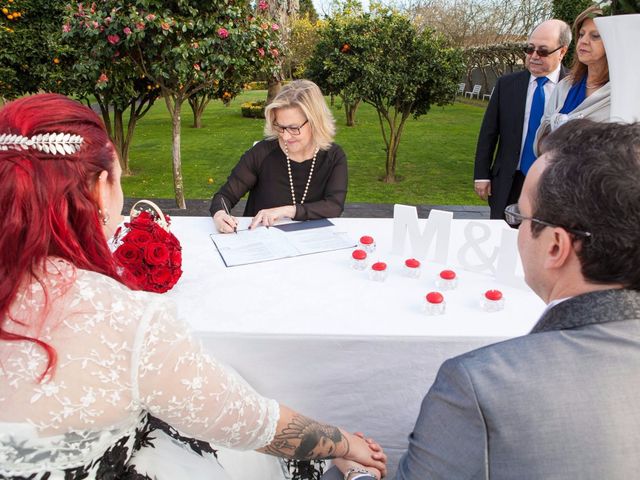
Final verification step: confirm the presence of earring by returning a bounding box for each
[99,209,110,226]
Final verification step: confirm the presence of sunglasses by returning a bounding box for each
[523,45,563,57]
[504,204,592,238]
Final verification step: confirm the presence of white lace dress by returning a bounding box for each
[0,258,280,479]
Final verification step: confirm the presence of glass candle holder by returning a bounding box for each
[359,235,376,253]
[424,291,446,315]
[403,258,421,278]
[435,269,458,290]
[369,261,388,282]
[351,249,368,270]
[482,289,505,312]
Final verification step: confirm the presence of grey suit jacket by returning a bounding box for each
[323,289,640,480]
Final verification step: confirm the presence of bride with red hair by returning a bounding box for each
[0,94,385,479]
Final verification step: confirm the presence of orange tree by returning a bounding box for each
[66,0,281,208]
[0,0,71,100]
[307,7,464,183]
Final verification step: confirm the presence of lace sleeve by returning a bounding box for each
[133,298,279,450]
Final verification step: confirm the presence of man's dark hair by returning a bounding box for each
[535,119,640,289]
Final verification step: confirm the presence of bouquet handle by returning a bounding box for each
[130,200,169,231]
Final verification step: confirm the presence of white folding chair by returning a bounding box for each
[464,84,481,99]
[482,87,495,101]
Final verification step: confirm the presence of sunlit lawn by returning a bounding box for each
[123,90,488,206]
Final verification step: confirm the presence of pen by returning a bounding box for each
[220,197,237,234]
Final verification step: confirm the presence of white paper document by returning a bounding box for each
[210,219,356,267]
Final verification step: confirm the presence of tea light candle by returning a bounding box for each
[359,235,376,253]
[435,269,457,290]
[482,289,504,312]
[351,249,368,270]
[424,291,446,315]
[369,261,388,282]
[403,258,421,278]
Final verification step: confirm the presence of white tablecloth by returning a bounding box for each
[166,215,546,478]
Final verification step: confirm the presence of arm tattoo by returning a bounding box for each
[264,413,349,460]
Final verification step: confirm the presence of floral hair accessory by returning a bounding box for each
[0,132,84,155]
[110,200,183,293]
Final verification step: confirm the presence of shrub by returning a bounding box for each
[244,81,268,90]
[241,100,266,118]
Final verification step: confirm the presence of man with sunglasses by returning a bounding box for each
[324,119,640,479]
[473,19,570,220]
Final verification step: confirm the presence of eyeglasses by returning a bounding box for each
[523,45,563,57]
[504,204,592,238]
[273,119,308,136]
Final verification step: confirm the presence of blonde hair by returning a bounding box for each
[264,80,336,151]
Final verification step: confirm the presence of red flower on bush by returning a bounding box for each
[112,210,183,293]
[218,27,229,39]
[107,34,120,45]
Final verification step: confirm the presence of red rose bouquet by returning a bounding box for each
[111,200,183,293]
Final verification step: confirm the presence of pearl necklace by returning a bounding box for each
[284,143,318,206]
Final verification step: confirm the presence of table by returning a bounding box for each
[166,215,546,478]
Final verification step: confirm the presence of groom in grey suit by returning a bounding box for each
[324,119,640,480]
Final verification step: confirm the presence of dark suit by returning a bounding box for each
[473,68,567,219]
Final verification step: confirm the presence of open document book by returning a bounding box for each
[210,219,356,267]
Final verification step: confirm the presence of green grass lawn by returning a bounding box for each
[123,90,488,205]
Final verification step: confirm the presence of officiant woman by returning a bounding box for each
[0,93,384,479]
[210,79,348,232]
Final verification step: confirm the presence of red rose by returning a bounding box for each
[170,266,183,282]
[144,242,170,265]
[151,267,172,285]
[126,228,153,246]
[114,242,142,266]
[129,267,149,286]
[133,211,155,227]
[171,249,182,266]
[152,226,170,241]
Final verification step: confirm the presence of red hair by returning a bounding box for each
[0,93,135,379]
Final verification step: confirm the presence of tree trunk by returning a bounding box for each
[266,77,282,104]
[188,94,210,129]
[384,130,398,183]
[166,95,187,209]
[112,108,128,173]
[383,112,410,183]
[121,108,139,176]
[192,107,202,129]
[344,99,360,127]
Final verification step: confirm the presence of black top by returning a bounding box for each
[210,139,348,220]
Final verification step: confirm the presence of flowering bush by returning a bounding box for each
[112,210,182,293]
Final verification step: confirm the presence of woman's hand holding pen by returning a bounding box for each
[213,210,238,234]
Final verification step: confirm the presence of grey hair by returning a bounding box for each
[558,20,572,47]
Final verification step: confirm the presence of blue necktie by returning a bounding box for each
[520,76,549,175]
